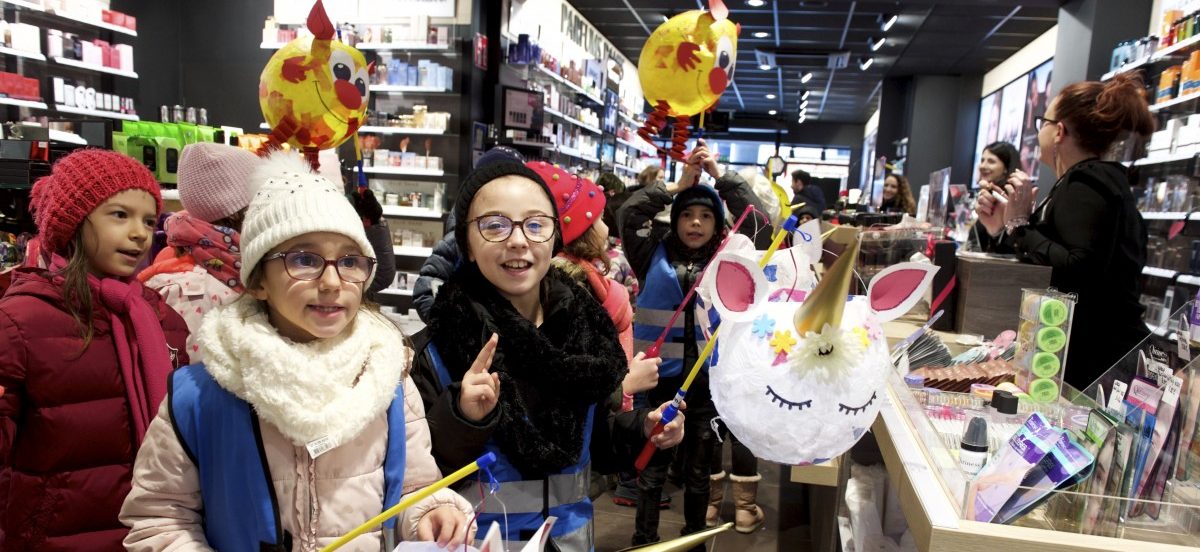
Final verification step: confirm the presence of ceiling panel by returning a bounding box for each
[571,0,1059,123]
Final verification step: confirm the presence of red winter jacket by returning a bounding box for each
[0,268,190,551]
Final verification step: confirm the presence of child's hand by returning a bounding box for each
[696,138,721,179]
[416,505,470,548]
[622,352,660,395]
[458,334,500,422]
[644,401,686,448]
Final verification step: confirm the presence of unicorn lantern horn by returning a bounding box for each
[794,233,860,336]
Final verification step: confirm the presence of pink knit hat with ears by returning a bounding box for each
[177,143,261,223]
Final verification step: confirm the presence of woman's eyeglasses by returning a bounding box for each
[263,251,376,283]
[470,214,557,243]
[1034,115,1059,128]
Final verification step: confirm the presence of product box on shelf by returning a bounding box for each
[7,23,40,55]
[1013,289,1077,403]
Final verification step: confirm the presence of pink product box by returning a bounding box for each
[115,44,133,71]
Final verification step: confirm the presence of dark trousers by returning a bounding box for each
[711,418,758,477]
[633,373,716,549]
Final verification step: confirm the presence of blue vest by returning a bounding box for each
[169,364,408,552]
[633,244,717,377]
[425,344,595,550]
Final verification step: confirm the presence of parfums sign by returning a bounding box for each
[559,2,618,64]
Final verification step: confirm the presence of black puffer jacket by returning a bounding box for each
[410,265,650,478]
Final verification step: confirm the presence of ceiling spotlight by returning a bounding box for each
[880,12,898,32]
[798,115,807,124]
[869,36,886,51]
[799,99,809,110]
[800,71,813,84]
[769,109,778,115]
[754,31,769,38]
[801,89,811,100]
[766,93,776,99]
[747,0,765,6]
[759,63,772,70]
[858,56,874,71]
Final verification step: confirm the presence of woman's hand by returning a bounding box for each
[975,186,1006,237]
[622,352,661,395]
[458,334,500,423]
[644,401,686,448]
[416,505,471,548]
[1002,169,1037,223]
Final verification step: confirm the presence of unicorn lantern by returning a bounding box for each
[706,233,937,465]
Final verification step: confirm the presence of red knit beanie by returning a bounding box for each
[526,161,606,245]
[30,148,162,255]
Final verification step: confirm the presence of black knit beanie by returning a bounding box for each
[670,185,725,228]
[453,161,563,260]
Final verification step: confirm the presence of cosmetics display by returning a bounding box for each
[46,28,134,71]
[1014,289,1076,403]
[363,107,452,132]
[374,58,454,91]
[262,18,450,48]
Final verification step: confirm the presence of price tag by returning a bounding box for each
[1107,379,1128,416]
[1180,332,1193,362]
[306,435,334,459]
[1164,376,1185,408]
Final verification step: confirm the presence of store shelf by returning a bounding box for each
[372,84,451,94]
[1153,34,1200,61]
[1150,91,1200,112]
[617,136,658,156]
[0,96,46,109]
[619,110,640,125]
[52,57,138,78]
[502,139,553,149]
[531,64,602,104]
[614,163,637,174]
[555,145,599,164]
[379,288,414,297]
[1134,151,1197,166]
[1140,211,1200,220]
[1180,274,1200,286]
[358,126,446,135]
[1146,320,1179,341]
[1101,57,1152,81]
[1,0,44,11]
[46,8,138,36]
[393,245,432,257]
[362,166,444,177]
[55,104,138,120]
[355,43,451,51]
[1143,266,1178,279]
[544,107,601,134]
[381,205,442,220]
[260,42,288,49]
[0,45,44,61]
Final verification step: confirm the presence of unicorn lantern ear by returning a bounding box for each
[866,263,939,322]
[702,252,767,323]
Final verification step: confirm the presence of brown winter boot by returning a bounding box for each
[731,474,765,533]
[706,471,726,527]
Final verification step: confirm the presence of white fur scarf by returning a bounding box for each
[198,298,407,450]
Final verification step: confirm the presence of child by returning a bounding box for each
[618,140,772,548]
[0,149,190,549]
[120,150,474,551]
[409,161,685,550]
[139,143,259,362]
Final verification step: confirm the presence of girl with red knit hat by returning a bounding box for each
[0,148,190,549]
[532,162,662,410]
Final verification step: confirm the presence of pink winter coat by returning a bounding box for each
[119,373,473,551]
[139,251,240,363]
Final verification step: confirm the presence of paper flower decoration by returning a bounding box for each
[707,233,938,464]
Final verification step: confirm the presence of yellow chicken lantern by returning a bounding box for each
[637,0,739,160]
[258,0,372,170]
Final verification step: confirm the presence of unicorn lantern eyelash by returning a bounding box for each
[703,231,937,465]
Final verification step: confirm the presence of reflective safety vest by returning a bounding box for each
[169,364,408,552]
[425,343,596,551]
[633,244,717,377]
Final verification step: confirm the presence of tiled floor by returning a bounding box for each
[592,459,816,551]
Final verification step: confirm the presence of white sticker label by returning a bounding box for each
[1179,332,1192,362]
[1149,359,1173,388]
[306,435,334,459]
[1107,380,1129,415]
[1164,376,1185,408]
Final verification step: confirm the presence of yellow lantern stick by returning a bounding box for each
[634,213,798,470]
[321,453,498,552]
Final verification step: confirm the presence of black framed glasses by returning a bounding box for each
[263,251,377,283]
[1034,115,1059,128]
[470,214,558,243]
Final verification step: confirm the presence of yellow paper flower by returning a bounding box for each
[770,330,797,354]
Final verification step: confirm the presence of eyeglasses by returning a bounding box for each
[1034,115,1059,128]
[470,214,557,243]
[263,251,377,283]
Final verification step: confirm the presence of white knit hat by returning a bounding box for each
[240,149,376,286]
[177,142,261,223]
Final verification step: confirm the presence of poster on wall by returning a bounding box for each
[1019,60,1053,180]
[973,92,1000,186]
[997,75,1029,151]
